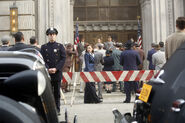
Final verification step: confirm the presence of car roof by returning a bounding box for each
[0,51,45,70]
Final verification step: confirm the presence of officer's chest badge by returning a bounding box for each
[54,49,57,52]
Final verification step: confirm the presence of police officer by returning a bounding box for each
[120,40,141,103]
[40,28,66,115]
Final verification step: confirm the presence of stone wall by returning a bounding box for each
[0,0,35,45]
[0,0,73,45]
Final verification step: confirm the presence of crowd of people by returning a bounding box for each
[0,16,185,107]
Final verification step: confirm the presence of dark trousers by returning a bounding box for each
[51,80,61,112]
[124,81,138,102]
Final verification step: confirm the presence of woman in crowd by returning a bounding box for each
[84,44,101,103]
[62,43,77,92]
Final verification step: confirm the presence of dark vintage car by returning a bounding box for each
[113,42,185,123]
[0,50,60,123]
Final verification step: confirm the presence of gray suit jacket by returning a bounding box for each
[94,50,104,71]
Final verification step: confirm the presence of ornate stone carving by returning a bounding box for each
[167,0,174,35]
[49,0,54,27]
[75,20,138,31]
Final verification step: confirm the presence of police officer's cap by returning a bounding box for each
[46,27,58,35]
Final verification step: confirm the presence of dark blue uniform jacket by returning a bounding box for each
[41,41,66,81]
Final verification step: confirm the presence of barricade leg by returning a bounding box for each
[71,72,80,106]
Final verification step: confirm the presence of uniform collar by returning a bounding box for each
[48,41,56,44]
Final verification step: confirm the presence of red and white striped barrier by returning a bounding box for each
[62,70,156,83]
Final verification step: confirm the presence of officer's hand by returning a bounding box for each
[52,68,57,73]
[49,68,57,74]
[48,69,53,74]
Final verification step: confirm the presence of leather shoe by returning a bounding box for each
[123,100,130,103]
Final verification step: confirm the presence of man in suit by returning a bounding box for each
[104,36,115,50]
[40,28,66,115]
[0,35,11,51]
[8,32,32,51]
[94,45,104,99]
[120,40,141,103]
[112,43,123,92]
[147,43,157,70]
[165,17,185,60]
[29,36,40,52]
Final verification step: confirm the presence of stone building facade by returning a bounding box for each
[140,0,185,55]
[0,0,36,45]
[0,0,73,45]
[0,0,184,51]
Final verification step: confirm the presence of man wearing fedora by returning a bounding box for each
[120,40,141,103]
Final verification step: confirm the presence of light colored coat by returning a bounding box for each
[94,50,104,71]
[152,50,166,70]
[165,31,185,60]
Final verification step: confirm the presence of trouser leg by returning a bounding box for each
[112,82,116,92]
[120,81,124,92]
[52,81,61,112]
[97,82,103,98]
[124,81,131,102]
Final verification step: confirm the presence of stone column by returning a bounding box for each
[37,0,49,45]
[173,0,184,21]
[140,0,153,55]
[37,0,71,44]
[166,0,184,36]
[53,0,71,44]
[151,0,167,43]
[140,0,170,52]
[70,0,75,44]
[166,0,175,36]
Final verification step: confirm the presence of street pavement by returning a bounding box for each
[58,90,135,123]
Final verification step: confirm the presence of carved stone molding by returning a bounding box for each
[75,20,139,31]
[49,0,54,27]
[167,0,174,35]
[140,0,151,8]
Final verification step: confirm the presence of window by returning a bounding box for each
[110,7,138,20]
[86,0,97,6]
[87,7,98,20]
[74,0,140,21]
[75,0,86,6]
[74,7,86,21]
[110,0,119,6]
[99,8,109,20]
[99,0,109,6]
[120,0,137,5]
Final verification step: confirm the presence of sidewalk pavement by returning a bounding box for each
[58,91,135,123]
